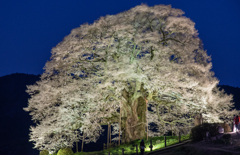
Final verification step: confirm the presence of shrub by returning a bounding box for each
[190,123,219,141]
[222,134,232,145]
[57,148,74,155]
[222,134,231,140]
[214,137,231,145]
[40,150,49,155]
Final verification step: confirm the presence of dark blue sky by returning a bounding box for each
[0,0,239,87]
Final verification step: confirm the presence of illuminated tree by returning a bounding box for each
[24,79,105,154]
[24,3,238,153]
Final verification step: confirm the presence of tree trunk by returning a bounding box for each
[109,124,111,147]
[76,141,78,152]
[107,123,109,149]
[170,108,173,136]
[81,133,84,152]
[145,98,148,141]
[121,97,147,143]
[119,105,121,146]
[194,113,202,126]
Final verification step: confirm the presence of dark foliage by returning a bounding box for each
[222,134,231,140]
[190,123,219,141]
[213,134,232,145]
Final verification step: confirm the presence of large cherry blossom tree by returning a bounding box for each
[24,4,238,153]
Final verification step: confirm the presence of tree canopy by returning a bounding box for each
[23,4,239,154]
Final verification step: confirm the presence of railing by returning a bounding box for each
[103,132,190,155]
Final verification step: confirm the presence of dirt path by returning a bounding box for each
[231,131,240,146]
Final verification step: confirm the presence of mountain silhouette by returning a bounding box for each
[0,73,40,155]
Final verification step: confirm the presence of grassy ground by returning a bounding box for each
[69,134,190,155]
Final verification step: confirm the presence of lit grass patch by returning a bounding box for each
[71,134,191,155]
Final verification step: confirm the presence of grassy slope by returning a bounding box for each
[60,134,191,155]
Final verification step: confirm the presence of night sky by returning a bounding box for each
[0,0,240,87]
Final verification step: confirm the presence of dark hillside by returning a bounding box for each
[0,73,40,155]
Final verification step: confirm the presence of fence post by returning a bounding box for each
[108,152,110,155]
[149,140,153,151]
[179,132,181,143]
[103,143,105,150]
[122,148,124,155]
[164,136,166,147]
[136,145,138,155]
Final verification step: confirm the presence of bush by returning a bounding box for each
[222,134,231,140]
[190,123,219,141]
[57,148,74,155]
[214,137,232,145]
[40,150,49,155]
[222,134,232,145]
